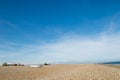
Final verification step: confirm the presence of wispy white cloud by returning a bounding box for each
[2,31,119,64]
[0,20,38,44]
[38,33,120,63]
[0,20,18,29]
[107,12,120,33]
[1,13,120,64]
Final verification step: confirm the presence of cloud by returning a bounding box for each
[4,31,119,64]
[38,33,120,63]
[107,12,120,33]
[1,17,120,64]
[0,20,18,29]
[0,20,37,43]
[1,13,120,64]
[0,55,7,59]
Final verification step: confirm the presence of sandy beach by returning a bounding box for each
[0,64,120,80]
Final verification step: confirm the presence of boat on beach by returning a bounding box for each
[30,65,43,68]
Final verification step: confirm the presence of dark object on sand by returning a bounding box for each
[44,63,50,65]
[2,62,8,66]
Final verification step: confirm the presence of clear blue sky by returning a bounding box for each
[0,0,120,64]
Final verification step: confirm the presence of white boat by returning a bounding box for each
[30,65,43,68]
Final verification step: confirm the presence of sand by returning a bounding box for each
[0,64,120,80]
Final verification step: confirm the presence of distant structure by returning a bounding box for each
[2,62,24,66]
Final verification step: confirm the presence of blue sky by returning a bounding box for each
[0,0,120,64]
